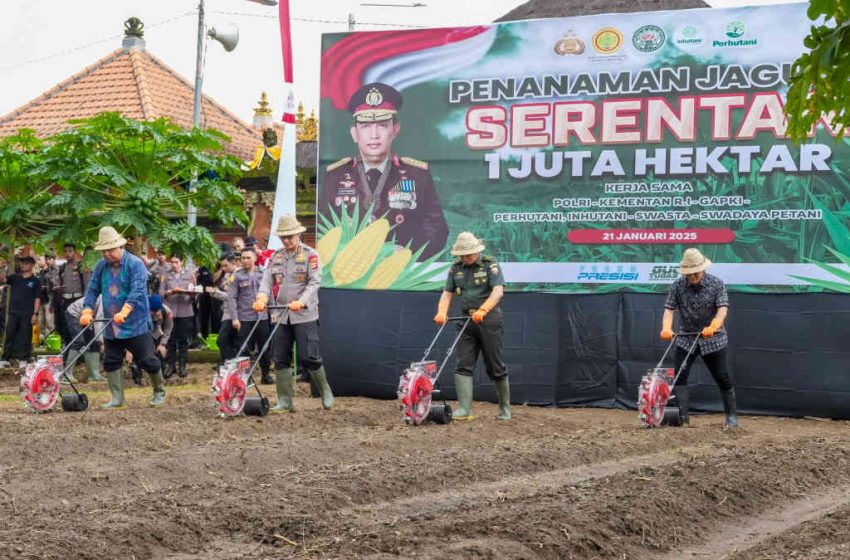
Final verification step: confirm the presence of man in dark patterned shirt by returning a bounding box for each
[660,248,738,428]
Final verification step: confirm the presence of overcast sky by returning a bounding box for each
[0,0,804,127]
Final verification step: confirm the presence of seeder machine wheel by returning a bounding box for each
[61,393,89,412]
[427,403,453,424]
[243,396,270,417]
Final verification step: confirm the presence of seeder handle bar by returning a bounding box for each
[60,316,110,354]
[60,319,114,397]
[432,317,472,384]
[420,316,474,362]
[244,309,289,399]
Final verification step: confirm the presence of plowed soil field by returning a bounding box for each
[1,365,849,559]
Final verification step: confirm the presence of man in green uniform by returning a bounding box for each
[433,232,510,420]
[319,82,448,260]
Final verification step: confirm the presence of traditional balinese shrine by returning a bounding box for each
[0,18,317,250]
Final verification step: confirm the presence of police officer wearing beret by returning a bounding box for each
[434,232,510,420]
[319,82,449,260]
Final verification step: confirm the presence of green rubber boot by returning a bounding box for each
[311,365,334,410]
[271,368,295,413]
[453,374,474,419]
[148,371,166,407]
[100,369,125,410]
[85,351,105,382]
[63,349,80,384]
[494,376,512,421]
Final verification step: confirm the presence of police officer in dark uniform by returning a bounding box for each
[319,82,449,260]
[434,232,510,420]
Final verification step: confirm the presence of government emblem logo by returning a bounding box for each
[632,25,666,53]
[554,30,585,55]
[365,87,383,107]
[592,27,624,54]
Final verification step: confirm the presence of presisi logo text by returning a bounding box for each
[577,272,639,281]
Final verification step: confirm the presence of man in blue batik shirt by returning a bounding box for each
[81,226,165,409]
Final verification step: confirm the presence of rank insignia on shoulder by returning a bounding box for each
[326,157,352,172]
[400,156,428,170]
[491,265,499,274]
[309,254,319,269]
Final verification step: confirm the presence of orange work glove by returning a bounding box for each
[113,303,133,325]
[472,308,488,324]
[660,314,674,340]
[80,308,94,327]
[433,297,450,325]
[702,318,723,338]
[252,293,268,313]
[288,300,305,312]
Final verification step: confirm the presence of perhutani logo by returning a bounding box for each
[673,24,704,49]
[592,27,624,54]
[649,265,679,282]
[725,20,745,38]
[632,25,666,53]
[713,20,758,48]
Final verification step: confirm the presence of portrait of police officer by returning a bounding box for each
[434,232,510,421]
[319,82,449,260]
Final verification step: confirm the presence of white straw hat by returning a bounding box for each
[94,226,128,251]
[450,232,485,256]
[275,214,307,236]
[679,248,711,275]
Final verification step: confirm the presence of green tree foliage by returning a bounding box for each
[785,0,850,142]
[42,112,246,265]
[0,130,57,267]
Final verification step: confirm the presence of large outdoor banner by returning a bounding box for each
[317,4,850,293]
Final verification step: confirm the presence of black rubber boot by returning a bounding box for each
[163,360,175,380]
[721,388,739,428]
[177,355,188,378]
[261,370,274,385]
[674,385,690,426]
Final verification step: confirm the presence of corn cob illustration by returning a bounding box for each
[317,226,342,265]
[365,248,412,290]
[331,219,390,285]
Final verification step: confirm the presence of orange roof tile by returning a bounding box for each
[0,46,261,161]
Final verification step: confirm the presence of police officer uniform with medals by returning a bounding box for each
[434,232,511,420]
[253,215,333,413]
[319,82,449,260]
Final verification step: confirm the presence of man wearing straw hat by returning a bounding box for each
[660,248,738,428]
[254,215,333,412]
[433,232,510,421]
[80,226,166,409]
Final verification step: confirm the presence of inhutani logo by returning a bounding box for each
[632,25,666,53]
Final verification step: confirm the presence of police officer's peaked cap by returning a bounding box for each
[347,82,403,123]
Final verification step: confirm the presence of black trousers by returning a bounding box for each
[271,319,322,371]
[455,308,508,380]
[197,293,213,339]
[675,345,734,392]
[54,297,71,345]
[167,317,194,365]
[218,320,239,362]
[2,313,33,361]
[104,334,160,373]
[237,320,271,374]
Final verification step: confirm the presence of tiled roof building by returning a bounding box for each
[0,29,260,161]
